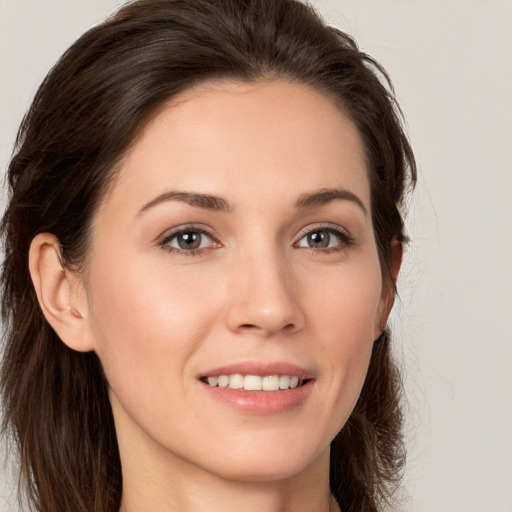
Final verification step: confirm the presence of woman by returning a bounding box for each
[1,0,416,511]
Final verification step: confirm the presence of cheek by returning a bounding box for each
[306,251,384,346]
[84,253,222,404]
[304,255,383,424]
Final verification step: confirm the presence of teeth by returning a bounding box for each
[279,375,290,389]
[244,375,262,390]
[204,374,305,391]
[218,375,229,388]
[207,376,218,387]
[229,374,244,389]
[262,375,280,391]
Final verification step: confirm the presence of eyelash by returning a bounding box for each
[159,225,219,256]
[158,224,354,256]
[294,224,354,253]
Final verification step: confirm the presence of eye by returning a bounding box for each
[296,226,352,251]
[160,227,217,254]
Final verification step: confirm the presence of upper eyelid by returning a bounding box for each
[295,222,352,239]
[156,222,353,247]
[294,224,355,251]
[158,226,220,255]
[158,224,217,242]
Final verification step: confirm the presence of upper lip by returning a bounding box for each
[199,361,315,380]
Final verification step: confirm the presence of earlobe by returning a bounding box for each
[28,233,94,353]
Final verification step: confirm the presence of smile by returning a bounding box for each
[201,374,305,391]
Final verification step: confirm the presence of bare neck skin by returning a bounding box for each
[117,423,340,512]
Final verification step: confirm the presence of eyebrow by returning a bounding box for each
[137,190,234,216]
[136,187,367,217]
[295,188,368,215]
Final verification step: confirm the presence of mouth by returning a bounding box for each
[200,374,308,391]
[198,363,315,414]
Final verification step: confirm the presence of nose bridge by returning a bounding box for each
[226,237,304,336]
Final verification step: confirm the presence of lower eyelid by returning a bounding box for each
[296,226,353,247]
[159,227,218,251]
[158,225,353,253]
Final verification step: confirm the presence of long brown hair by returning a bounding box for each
[1,1,416,511]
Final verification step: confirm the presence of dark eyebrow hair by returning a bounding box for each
[137,190,234,216]
[137,187,366,218]
[295,188,368,215]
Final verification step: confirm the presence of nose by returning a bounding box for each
[225,249,305,337]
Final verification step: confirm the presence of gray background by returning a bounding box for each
[1,0,511,511]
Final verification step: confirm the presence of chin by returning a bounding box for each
[192,430,330,483]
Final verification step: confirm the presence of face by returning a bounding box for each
[79,80,392,483]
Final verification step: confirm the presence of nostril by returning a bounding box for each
[238,322,296,334]
[226,298,305,337]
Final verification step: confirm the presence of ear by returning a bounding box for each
[376,238,403,336]
[28,233,95,352]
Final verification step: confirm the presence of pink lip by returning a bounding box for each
[199,361,314,380]
[198,361,315,415]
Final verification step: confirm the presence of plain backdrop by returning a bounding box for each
[1,1,511,511]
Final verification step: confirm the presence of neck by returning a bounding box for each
[117,429,338,512]
[120,484,339,512]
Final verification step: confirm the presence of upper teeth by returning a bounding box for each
[205,374,302,391]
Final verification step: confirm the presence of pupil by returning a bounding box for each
[308,230,329,248]
[178,231,201,250]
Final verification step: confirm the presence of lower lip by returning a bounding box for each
[200,380,314,415]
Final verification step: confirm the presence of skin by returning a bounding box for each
[29,80,398,512]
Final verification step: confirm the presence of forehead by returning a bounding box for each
[100,79,369,215]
